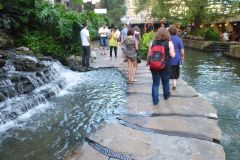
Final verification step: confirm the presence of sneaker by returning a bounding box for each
[153,99,159,105]
[164,93,171,100]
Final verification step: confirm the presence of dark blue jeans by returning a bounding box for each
[82,46,90,67]
[151,70,171,105]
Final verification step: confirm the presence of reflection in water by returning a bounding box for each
[0,68,127,160]
[182,48,240,160]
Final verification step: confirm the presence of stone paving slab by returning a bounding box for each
[126,94,217,117]
[120,115,222,141]
[67,47,225,160]
[68,122,225,160]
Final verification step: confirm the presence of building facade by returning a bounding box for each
[122,0,153,24]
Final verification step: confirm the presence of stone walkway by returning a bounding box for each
[67,46,225,160]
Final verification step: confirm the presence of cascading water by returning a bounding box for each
[0,51,127,160]
[0,52,65,126]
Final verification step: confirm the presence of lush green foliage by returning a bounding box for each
[86,12,110,40]
[139,31,155,60]
[192,27,220,41]
[135,0,240,31]
[204,28,220,41]
[20,31,63,56]
[0,0,109,62]
[0,0,37,34]
[100,0,126,26]
[35,1,109,40]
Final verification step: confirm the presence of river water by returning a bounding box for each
[181,48,240,160]
[0,63,127,160]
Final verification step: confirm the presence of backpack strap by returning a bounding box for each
[151,40,171,69]
[151,40,169,57]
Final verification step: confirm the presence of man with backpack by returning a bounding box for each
[147,27,175,105]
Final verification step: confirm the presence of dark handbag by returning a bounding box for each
[136,50,141,64]
[137,57,141,63]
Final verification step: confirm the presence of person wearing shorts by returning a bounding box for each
[98,25,108,55]
[168,25,185,91]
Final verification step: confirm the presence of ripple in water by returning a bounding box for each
[182,48,240,160]
[0,68,127,160]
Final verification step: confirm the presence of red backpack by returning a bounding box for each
[149,41,168,71]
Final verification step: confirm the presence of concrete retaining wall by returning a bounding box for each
[183,39,240,60]
[229,45,240,59]
[183,39,214,50]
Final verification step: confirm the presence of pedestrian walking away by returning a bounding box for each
[121,28,139,82]
[134,25,142,64]
[121,24,129,62]
[168,25,185,91]
[147,27,175,105]
[80,23,91,68]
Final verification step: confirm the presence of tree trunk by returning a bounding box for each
[193,14,201,32]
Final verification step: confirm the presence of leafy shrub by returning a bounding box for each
[35,1,109,41]
[0,0,36,35]
[20,31,63,57]
[139,31,155,60]
[3,0,109,62]
[62,41,82,56]
[194,27,220,41]
[194,27,208,37]
[204,28,220,41]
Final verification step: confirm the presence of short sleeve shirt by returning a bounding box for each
[121,27,128,41]
[98,27,108,37]
[170,35,184,65]
[80,28,90,46]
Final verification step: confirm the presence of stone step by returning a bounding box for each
[67,122,225,160]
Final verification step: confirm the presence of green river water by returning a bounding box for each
[182,48,240,160]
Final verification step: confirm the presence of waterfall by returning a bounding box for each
[0,52,72,127]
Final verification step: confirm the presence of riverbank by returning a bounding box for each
[183,39,240,60]
[66,46,225,160]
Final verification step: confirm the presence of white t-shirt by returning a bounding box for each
[80,28,90,46]
[116,29,121,39]
[98,27,108,37]
[223,32,229,41]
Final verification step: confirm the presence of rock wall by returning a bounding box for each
[183,39,214,50]
[0,30,14,49]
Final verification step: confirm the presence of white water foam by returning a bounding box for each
[0,102,52,133]
[21,55,38,62]
[0,61,87,132]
